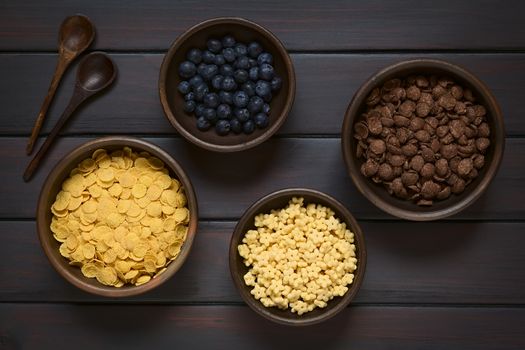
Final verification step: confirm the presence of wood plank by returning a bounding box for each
[1,53,524,136]
[2,221,524,304]
[1,1,524,51]
[1,304,524,350]
[0,137,522,220]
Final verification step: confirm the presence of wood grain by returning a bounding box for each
[1,53,524,136]
[0,137,522,220]
[1,304,524,350]
[1,0,524,51]
[2,220,524,304]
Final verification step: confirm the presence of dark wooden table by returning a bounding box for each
[1,1,524,349]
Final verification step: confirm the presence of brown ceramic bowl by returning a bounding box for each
[342,59,505,221]
[159,17,296,152]
[229,188,366,326]
[36,136,199,297]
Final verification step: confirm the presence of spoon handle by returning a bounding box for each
[23,87,86,182]
[26,53,73,155]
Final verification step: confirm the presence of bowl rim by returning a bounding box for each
[36,136,199,297]
[159,16,296,152]
[228,187,367,326]
[341,58,506,221]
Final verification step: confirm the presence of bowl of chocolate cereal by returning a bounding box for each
[342,59,505,221]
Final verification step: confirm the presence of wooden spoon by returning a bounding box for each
[26,14,95,155]
[23,52,117,182]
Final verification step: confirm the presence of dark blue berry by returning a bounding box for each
[222,48,236,63]
[254,113,269,128]
[202,50,215,63]
[220,64,234,76]
[248,42,263,58]
[204,93,220,108]
[235,56,250,70]
[219,91,233,105]
[196,116,211,131]
[249,67,259,81]
[184,100,196,113]
[216,104,232,119]
[234,69,248,84]
[271,76,282,91]
[194,83,209,101]
[221,76,237,91]
[201,64,218,81]
[197,63,207,76]
[230,118,242,134]
[215,119,231,136]
[258,63,274,81]
[262,92,273,103]
[207,39,222,53]
[247,96,264,114]
[249,58,258,67]
[213,54,225,66]
[222,35,236,48]
[234,43,248,57]
[257,52,273,65]
[184,92,195,101]
[195,104,205,117]
[211,75,224,90]
[234,108,250,122]
[255,80,271,98]
[187,49,202,64]
[189,75,203,88]
[262,103,271,114]
[233,91,249,108]
[242,81,256,97]
[179,61,196,79]
[243,120,255,134]
[178,81,191,94]
[203,108,217,122]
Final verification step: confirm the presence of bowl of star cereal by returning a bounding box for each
[37,136,198,297]
[229,188,366,326]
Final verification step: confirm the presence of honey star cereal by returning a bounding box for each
[237,197,358,315]
[50,147,190,287]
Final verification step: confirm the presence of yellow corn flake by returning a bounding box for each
[162,205,175,215]
[155,174,172,190]
[106,212,124,228]
[119,171,137,188]
[53,191,71,211]
[135,275,151,286]
[134,157,150,169]
[173,208,189,223]
[146,202,162,217]
[108,183,123,197]
[139,175,154,187]
[81,200,98,214]
[82,243,96,259]
[81,262,98,278]
[146,184,162,201]
[96,266,118,286]
[131,183,147,198]
[148,157,164,170]
[88,184,102,198]
[135,196,151,209]
[160,190,176,206]
[67,196,83,211]
[163,218,176,232]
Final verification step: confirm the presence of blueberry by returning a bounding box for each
[197,63,207,77]
[234,69,248,84]
[219,91,233,105]
[213,54,225,66]
[262,92,273,103]
[243,120,256,134]
[184,92,195,101]
[258,63,274,81]
[271,76,282,91]
[234,43,248,57]
[248,42,263,58]
[257,52,273,65]
[184,100,196,113]
[242,81,256,97]
[220,64,234,76]
[178,61,196,79]
[195,103,205,117]
[189,75,204,88]
[254,113,269,128]
[194,83,209,101]
[207,39,222,54]
[249,67,259,81]
[202,50,215,63]
[255,80,271,98]
[211,75,224,90]
[249,58,258,67]
[262,103,271,114]
[235,56,251,70]
[221,76,237,91]
[233,91,249,108]
[222,35,236,48]
[234,108,250,122]
[247,96,264,114]
[217,104,232,119]
[178,81,191,94]
[230,118,242,134]
[187,48,202,64]
[203,108,217,123]
[208,65,221,80]
[204,93,220,108]
[215,119,231,136]
[222,48,236,63]
[196,116,211,131]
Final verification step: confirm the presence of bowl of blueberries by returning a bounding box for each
[159,17,296,152]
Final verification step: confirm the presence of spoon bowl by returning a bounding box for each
[60,15,95,53]
[77,52,117,91]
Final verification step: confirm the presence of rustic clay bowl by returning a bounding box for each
[342,59,505,221]
[229,188,366,326]
[37,136,199,297]
[159,17,296,152]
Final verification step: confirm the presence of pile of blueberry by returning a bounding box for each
[178,35,282,135]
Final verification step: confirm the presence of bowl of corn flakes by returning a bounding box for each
[37,136,198,297]
[229,188,366,326]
